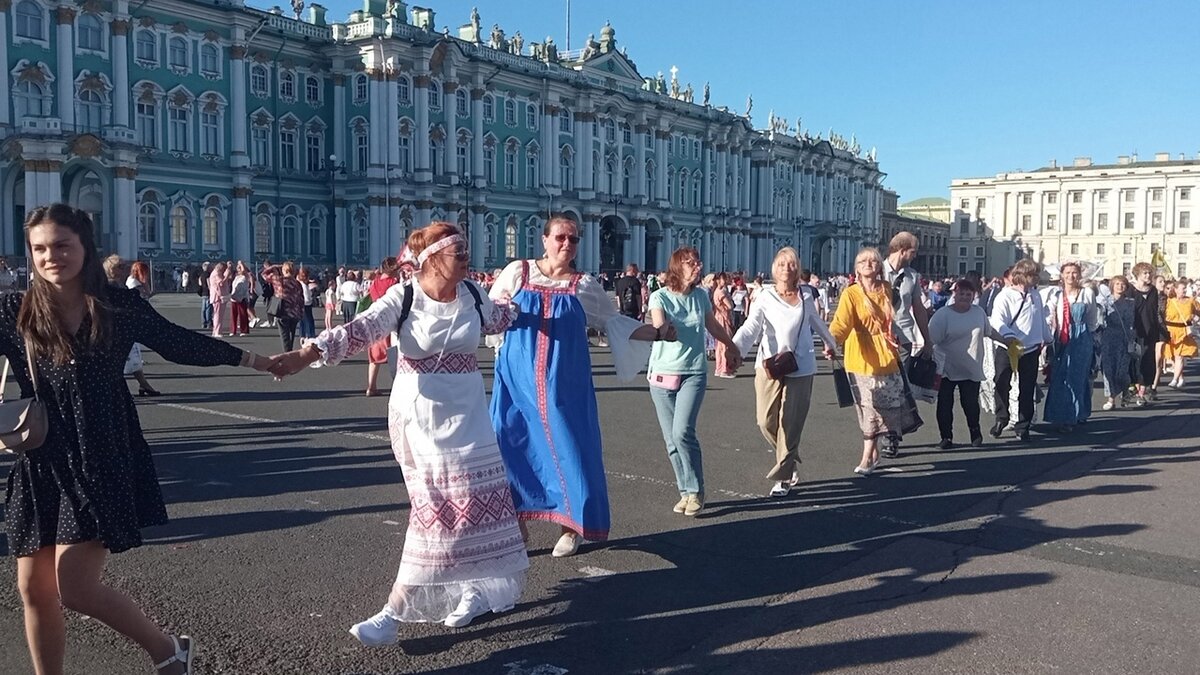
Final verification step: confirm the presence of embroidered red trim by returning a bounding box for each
[395,353,478,375]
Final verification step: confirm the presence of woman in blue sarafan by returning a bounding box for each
[488,214,671,558]
[1042,262,1100,431]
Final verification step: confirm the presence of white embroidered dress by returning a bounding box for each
[309,278,528,622]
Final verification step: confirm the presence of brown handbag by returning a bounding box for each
[763,350,798,380]
[0,338,49,455]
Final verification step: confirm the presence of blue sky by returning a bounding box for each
[267,0,1200,202]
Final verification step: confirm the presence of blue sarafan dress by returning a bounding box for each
[489,260,650,541]
[1044,288,1098,426]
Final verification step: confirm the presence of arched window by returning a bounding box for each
[691,175,701,209]
[169,205,191,246]
[202,205,220,247]
[526,104,538,130]
[503,98,516,126]
[428,80,442,110]
[559,146,574,187]
[525,224,539,257]
[622,158,632,197]
[484,219,496,260]
[526,145,539,189]
[281,214,299,254]
[78,14,103,51]
[352,212,368,258]
[398,126,413,174]
[14,1,44,40]
[136,30,157,62]
[254,205,272,255]
[168,37,188,70]
[605,158,616,194]
[307,216,323,255]
[305,76,320,104]
[353,74,368,103]
[77,89,104,132]
[138,203,159,245]
[250,65,268,96]
[483,94,495,122]
[456,133,470,176]
[667,167,676,204]
[14,81,47,119]
[200,44,219,75]
[280,71,295,100]
[504,144,517,187]
[430,136,445,175]
[456,88,469,117]
[679,170,689,208]
[504,220,518,260]
[646,161,656,198]
[397,76,411,105]
[559,108,571,132]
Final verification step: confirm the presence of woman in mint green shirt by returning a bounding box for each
[647,247,742,516]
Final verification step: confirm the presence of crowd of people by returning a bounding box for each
[4,203,1198,673]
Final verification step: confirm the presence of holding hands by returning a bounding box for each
[266,344,322,379]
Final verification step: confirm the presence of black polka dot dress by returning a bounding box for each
[2,288,243,557]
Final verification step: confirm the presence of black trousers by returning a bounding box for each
[1136,339,1158,387]
[937,379,981,440]
[993,346,1042,435]
[277,317,299,352]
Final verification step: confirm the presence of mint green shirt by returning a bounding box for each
[648,287,712,375]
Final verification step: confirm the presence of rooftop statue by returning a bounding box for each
[291,0,304,19]
[510,31,524,55]
[489,24,506,51]
[654,71,666,94]
[745,94,753,117]
[581,33,599,60]
[703,82,710,106]
[543,37,558,63]
[469,7,481,42]
[683,83,694,103]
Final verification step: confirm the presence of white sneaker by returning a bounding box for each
[1102,401,1115,411]
[349,609,400,646]
[768,481,790,497]
[551,532,581,558]
[443,591,488,628]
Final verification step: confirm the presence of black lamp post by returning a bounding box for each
[721,209,728,271]
[324,153,346,265]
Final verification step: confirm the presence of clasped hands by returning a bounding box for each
[263,344,322,380]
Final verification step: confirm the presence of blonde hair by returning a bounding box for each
[772,247,801,285]
[854,247,883,269]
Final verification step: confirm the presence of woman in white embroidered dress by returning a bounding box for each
[268,222,526,644]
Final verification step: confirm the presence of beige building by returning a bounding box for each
[881,190,949,278]
[950,153,1199,278]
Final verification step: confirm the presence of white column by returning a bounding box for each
[729,151,740,213]
[56,6,76,128]
[367,71,381,170]
[228,46,248,168]
[469,210,484,269]
[588,218,600,274]
[655,131,668,201]
[0,4,8,127]
[702,142,712,208]
[113,167,136,258]
[716,146,728,209]
[825,172,835,222]
[332,72,346,168]
[333,203,346,265]
[542,104,556,188]
[571,114,585,190]
[110,13,130,128]
[741,152,752,212]
[413,72,430,179]
[232,187,251,260]
[443,82,458,182]
[663,224,674,267]
[580,113,594,192]
[634,223,645,268]
[635,126,648,199]
[470,87,484,184]
[385,73,399,173]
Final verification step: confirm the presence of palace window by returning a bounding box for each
[1071,213,1082,230]
[352,214,368,257]
[168,105,191,153]
[200,45,219,76]
[251,123,270,167]
[605,120,615,143]
[505,222,518,260]
[354,129,368,173]
[250,66,269,97]
[1071,191,1082,204]
[305,76,320,104]
[430,137,444,175]
[483,145,496,184]
[691,175,701,206]
[1123,212,1135,229]
[1179,242,1188,255]
[397,76,411,105]
[1021,214,1031,230]
[504,98,516,126]
[622,123,631,144]
[504,146,517,187]
[1123,243,1133,255]
[429,80,442,111]
[1096,243,1105,255]
[168,37,188,71]
[526,150,539,189]
[14,1,45,40]
[623,159,632,196]
[353,74,368,103]
[457,141,469,176]
[1124,189,1135,202]
[526,104,538,130]
[1151,212,1162,228]
[1045,214,1056,230]
[1152,188,1163,201]
[306,131,323,172]
[1046,192,1058,204]
[559,109,571,133]
[483,95,495,122]
[1021,193,1032,205]
[456,89,469,117]
[308,215,323,255]
[1180,211,1191,229]
[136,100,158,148]
[76,90,105,132]
[202,206,220,247]
[1181,187,1192,201]
[960,199,969,209]
[136,30,157,62]
[399,132,412,174]
[138,203,159,245]
[1070,243,1079,255]
[78,14,103,51]
[13,81,47,119]
[280,128,297,171]
[170,205,191,246]
[559,147,574,187]
[201,110,220,156]
[1096,212,1108,229]
[254,206,272,255]
[280,71,295,100]
[281,215,299,255]
[646,161,655,197]
[1097,189,1109,203]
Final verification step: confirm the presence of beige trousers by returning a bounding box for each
[755,370,814,481]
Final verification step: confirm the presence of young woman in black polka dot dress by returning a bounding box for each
[4,204,276,675]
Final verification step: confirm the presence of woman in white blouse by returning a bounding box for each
[488,214,671,557]
[732,247,836,497]
[337,270,360,324]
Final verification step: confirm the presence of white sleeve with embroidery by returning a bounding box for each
[472,280,518,336]
[307,285,405,367]
[577,274,651,383]
[485,261,527,350]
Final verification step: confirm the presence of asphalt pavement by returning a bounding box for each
[1,294,1198,674]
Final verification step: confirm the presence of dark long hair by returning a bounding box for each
[18,204,111,364]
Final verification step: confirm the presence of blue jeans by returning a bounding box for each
[201,297,213,328]
[648,372,707,496]
[299,306,316,338]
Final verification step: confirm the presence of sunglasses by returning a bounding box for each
[439,248,470,262]
[553,234,581,245]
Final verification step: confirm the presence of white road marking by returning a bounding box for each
[577,566,616,578]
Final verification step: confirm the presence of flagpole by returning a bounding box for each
[565,0,571,51]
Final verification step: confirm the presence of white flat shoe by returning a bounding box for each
[552,532,580,557]
[768,481,790,497]
[349,609,400,646]
[443,591,488,628]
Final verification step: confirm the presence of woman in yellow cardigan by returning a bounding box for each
[830,248,923,475]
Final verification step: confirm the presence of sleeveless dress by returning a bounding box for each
[489,260,650,541]
[1044,292,1096,425]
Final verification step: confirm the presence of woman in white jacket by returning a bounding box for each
[732,247,837,497]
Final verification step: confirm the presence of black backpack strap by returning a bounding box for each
[396,281,415,330]
[462,280,485,324]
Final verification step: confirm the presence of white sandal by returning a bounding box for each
[154,635,194,674]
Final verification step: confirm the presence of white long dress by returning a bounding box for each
[310,278,528,622]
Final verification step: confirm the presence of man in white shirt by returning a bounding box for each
[988,259,1053,443]
[881,232,932,457]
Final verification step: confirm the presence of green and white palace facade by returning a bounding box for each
[1,0,885,275]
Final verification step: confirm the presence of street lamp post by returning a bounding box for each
[324,153,346,265]
[721,209,728,271]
